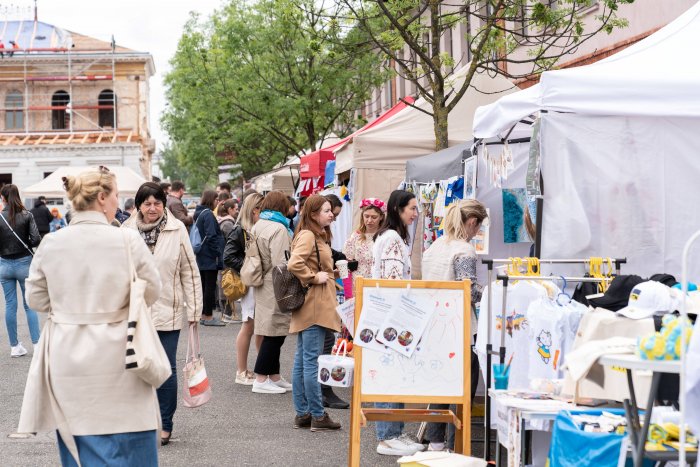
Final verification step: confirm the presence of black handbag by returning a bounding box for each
[272,239,320,314]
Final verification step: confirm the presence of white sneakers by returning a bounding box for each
[10,343,27,358]
[272,377,292,391]
[376,433,426,456]
[252,377,286,394]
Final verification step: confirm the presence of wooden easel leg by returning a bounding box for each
[349,402,361,467]
[455,404,464,454]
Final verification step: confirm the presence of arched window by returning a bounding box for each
[52,90,70,130]
[98,89,116,128]
[5,91,23,130]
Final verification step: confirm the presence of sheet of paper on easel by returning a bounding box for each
[355,291,392,353]
[379,292,437,358]
[336,298,355,338]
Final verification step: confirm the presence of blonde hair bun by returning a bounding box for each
[63,168,116,211]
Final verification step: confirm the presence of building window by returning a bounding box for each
[5,91,23,130]
[98,89,116,128]
[51,90,70,130]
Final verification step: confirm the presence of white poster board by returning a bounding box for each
[360,287,466,397]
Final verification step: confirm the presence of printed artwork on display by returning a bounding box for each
[502,188,531,243]
[470,208,490,255]
[536,330,552,363]
[463,156,477,199]
[495,310,529,337]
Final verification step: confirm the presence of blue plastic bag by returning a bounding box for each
[548,409,626,467]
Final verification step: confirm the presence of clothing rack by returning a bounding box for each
[480,257,626,462]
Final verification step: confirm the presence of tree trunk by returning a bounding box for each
[433,103,449,151]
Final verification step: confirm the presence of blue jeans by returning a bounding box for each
[0,256,40,347]
[57,430,157,466]
[292,325,326,418]
[157,330,180,433]
[375,403,404,440]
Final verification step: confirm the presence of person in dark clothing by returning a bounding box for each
[194,190,226,326]
[29,196,53,240]
[287,196,297,231]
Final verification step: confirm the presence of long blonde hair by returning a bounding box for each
[443,199,488,241]
[62,167,116,212]
[237,193,263,232]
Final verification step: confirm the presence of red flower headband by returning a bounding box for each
[360,197,386,212]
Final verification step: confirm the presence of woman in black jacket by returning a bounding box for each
[223,192,263,385]
[0,184,41,357]
[194,190,225,326]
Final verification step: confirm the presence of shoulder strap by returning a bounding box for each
[0,213,33,256]
[314,240,320,274]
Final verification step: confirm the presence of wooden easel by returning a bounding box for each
[348,278,472,467]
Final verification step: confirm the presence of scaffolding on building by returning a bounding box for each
[0,19,145,145]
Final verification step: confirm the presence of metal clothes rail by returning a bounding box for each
[480,257,626,462]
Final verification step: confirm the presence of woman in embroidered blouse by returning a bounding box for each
[342,198,385,281]
[421,199,488,452]
[370,190,425,457]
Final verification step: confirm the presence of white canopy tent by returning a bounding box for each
[471,1,700,280]
[22,165,147,198]
[331,66,535,276]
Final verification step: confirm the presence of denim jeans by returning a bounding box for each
[425,404,456,449]
[0,256,40,347]
[157,330,180,433]
[292,325,326,418]
[375,402,404,441]
[57,430,157,467]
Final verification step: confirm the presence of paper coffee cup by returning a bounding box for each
[336,260,349,279]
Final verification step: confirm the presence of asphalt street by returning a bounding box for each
[0,297,431,467]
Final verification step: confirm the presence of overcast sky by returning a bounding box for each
[19,0,224,150]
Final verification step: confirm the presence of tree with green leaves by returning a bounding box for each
[340,0,635,150]
[161,0,386,189]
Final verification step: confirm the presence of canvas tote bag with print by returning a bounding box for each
[123,232,172,388]
[182,322,212,407]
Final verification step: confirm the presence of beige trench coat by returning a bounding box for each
[122,209,202,330]
[251,219,291,337]
[287,230,341,334]
[18,211,162,446]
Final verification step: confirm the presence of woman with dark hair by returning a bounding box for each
[0,184,41,357]
[122,182,202,445]
[371,189,423,457]
[250,191,293,394]
[195,190,226,326]
[287,194,342,431]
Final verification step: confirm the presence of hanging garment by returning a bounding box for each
[527,298,566,381]
[476,280,552,390]
[444,176,465,206]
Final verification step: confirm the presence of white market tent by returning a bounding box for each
[22,165,146,198]
[472,1,700,280]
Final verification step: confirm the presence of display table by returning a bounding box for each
[489,390,573,466]
[598,354,696,467]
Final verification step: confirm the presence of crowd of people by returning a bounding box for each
[0,169,489,464]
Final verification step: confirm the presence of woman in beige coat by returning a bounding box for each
[19,167,162,466]
[288,194,342,432]
[122,182,202,446]
[250,191,293,394]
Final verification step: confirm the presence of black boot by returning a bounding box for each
[322,386,349,409]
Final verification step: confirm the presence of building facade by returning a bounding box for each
[360,0,696,121]
[0,19,155,192]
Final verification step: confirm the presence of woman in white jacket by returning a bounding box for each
[122,182,203,446]
[19,167,162,466]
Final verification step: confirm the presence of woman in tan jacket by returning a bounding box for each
[288,194,342,432]
[19,167,162,466]
[122,182,203,446]
[251,191,293,394]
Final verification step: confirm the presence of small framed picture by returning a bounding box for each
[463,156,477,199]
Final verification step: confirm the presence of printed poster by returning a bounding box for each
[470,208,490,255]
[378,293,437,358]
[463,156,477,199]
[355,291,392,353]
[336,298,355,338]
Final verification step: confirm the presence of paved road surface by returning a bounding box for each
[0,297,433,466]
